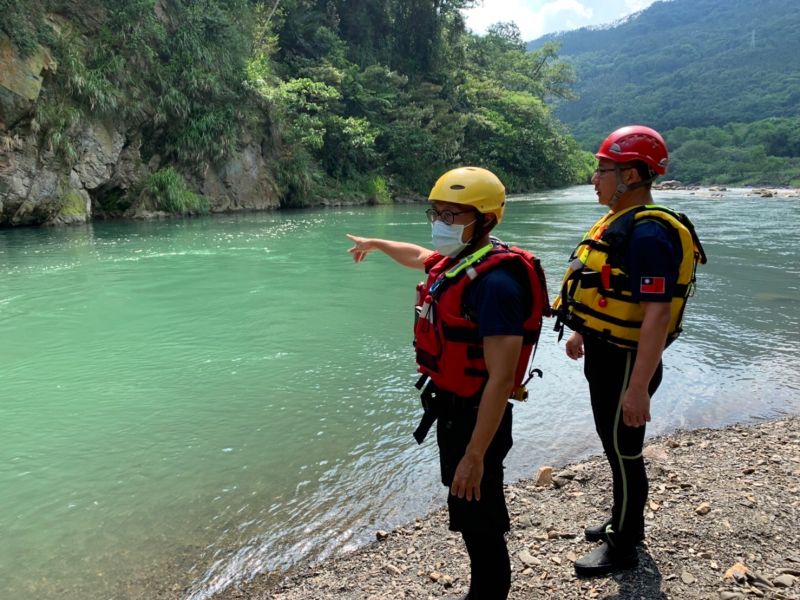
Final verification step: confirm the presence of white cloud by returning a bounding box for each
[463,0,594,40]
[463,0,665,40]
[462,1,545,40]
[616,1,656,21]
[542,0,594,21]
[623,0,651,10]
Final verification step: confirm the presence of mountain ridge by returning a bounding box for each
[528,0,800,142]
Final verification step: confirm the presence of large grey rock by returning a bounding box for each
[7,166,87,226]
[72,121,125,190]
[0,34,54,129]
[1,40,276,226]
[46,186,91,226]
[1,140,59,225]
[110,137,147,190]
[0,119,136,225]
[200,142,279,212]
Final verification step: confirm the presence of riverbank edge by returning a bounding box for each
[652,184,800,198]
[3,185,798,229]
[207,415,800,600]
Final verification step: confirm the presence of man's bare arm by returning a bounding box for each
[346,234,432,270]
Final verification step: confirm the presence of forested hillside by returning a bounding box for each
[0,0,592,226]
[529,0,800,185]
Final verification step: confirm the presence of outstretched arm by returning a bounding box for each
[346,233,433,271]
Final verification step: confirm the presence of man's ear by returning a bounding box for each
[624,167,642,185]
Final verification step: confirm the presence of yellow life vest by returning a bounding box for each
[552,204,707,349]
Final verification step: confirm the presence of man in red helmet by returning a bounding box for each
[553,126,705,576]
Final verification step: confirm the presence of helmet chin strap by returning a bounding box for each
[609,164,656,209]
[609,183,627,208]
[608,165,628,209]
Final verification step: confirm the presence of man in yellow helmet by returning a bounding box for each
[553,126,706,577]
[348,166,549,599]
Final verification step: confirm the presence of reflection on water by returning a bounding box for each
[0,187,798,600]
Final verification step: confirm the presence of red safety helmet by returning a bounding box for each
[596,125,669,176]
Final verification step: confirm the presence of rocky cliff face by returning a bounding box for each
[0,22,279,227]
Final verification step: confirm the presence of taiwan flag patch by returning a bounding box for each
[640,276,666,295]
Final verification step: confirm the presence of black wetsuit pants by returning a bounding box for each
[436,399,513,600]
[584,336,663,550]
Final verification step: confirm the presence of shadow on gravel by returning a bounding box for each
[603,550,666,600]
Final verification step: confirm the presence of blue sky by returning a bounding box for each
[462,0,660,41]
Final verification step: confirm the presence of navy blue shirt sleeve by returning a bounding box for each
[465,267,527,338]
[627,220,680,302]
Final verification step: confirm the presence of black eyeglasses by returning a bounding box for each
[425,207,471,225]
[594,166,635,176]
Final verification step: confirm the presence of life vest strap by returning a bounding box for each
[413,383,481,444]
[466,345,484,360]
[443,243,494,279]
[569,300,643,328]
[464,367,489,378]
[580,238,611,252]
[582,328,640,349]
[416,348,439,373]
[413,411,437,445]
[577,271,630,292]
[442,323,481,343]
[415,374,429,390]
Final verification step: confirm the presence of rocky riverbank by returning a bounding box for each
[210,417,800,600]
[653,182,800,198]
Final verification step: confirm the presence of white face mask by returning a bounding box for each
[431,219,475,257]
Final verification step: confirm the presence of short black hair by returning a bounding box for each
[621,160,654,188]
[635,160,653,181]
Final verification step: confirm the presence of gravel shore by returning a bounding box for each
[651,184,800,199]
[213,417,800,600]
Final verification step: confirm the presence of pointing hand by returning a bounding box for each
[346,234,374,263]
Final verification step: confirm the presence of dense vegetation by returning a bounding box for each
[666,118,800,186]
[2,0,594,211]
[530,0,800,186]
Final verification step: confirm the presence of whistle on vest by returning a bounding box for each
[512,386,528,402]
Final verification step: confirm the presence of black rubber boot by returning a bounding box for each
[584,519,612,542]
[584,520,645,543]
[574,542,638,577]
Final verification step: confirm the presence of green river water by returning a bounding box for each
[1,186,798,600]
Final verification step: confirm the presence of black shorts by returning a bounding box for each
[436,402,513,533]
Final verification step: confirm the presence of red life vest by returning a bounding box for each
[413,241,549,399]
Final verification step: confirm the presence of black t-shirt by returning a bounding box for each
[626,220,681,303]
[463,266,528,337]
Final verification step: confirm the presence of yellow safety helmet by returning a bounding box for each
[428,166,506,225]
